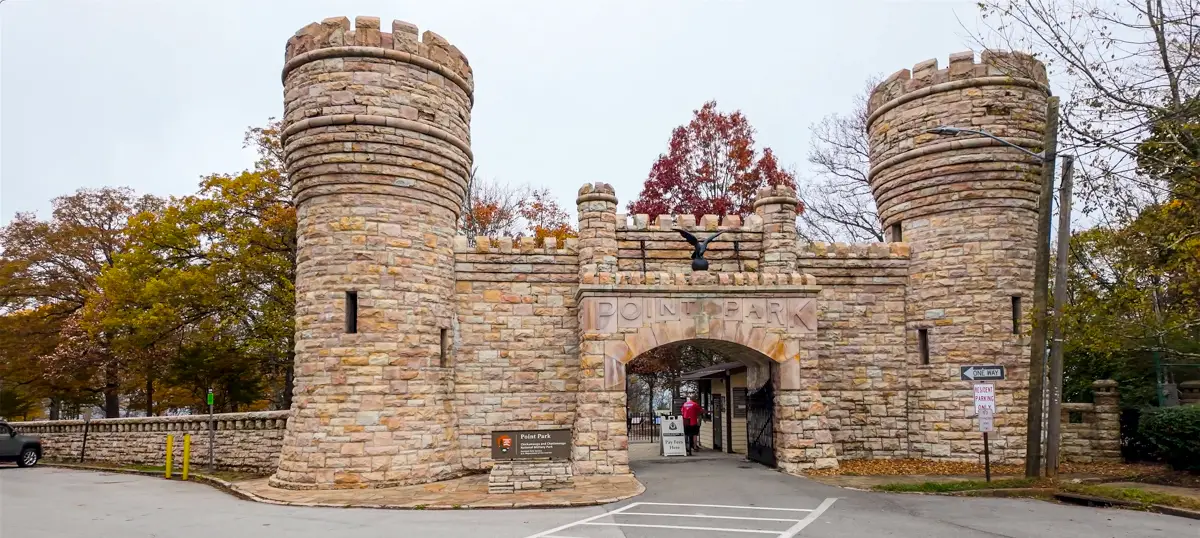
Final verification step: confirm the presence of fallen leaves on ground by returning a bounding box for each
[805,458,1160,478]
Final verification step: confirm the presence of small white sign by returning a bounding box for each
[973,383,996,415]
[660,416,687,456]
[978,408,995,433]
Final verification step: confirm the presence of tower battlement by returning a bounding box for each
[284,16,472,90]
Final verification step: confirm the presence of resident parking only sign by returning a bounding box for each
[973,383,996,415]
[660,416,687,456]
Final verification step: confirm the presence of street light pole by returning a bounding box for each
[1026,96,1060,478]
[927,95,1061,479]
[1046,154,1075,477]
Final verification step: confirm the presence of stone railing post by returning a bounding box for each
[1179,380,1200,406]
[753,186,799,274]
[576,183,619,280]
[1091,380,1121,461]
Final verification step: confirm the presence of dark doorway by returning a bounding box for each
[712,394,724,452]
[746,382,776,467]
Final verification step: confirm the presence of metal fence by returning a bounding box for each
[627,415,659,443]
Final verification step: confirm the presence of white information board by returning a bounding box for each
[978,408,995,433]
[660,416,687,456]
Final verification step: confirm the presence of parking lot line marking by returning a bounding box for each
[523,503,637,538]
[633,502,814,512]
[778,498,838,537]
[582,522,781,534]
[618,512,802,522]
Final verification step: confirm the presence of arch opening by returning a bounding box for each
[623,339,780,467]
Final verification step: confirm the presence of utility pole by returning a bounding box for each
[1045,154,1074,477]
[1026,96,1060,478]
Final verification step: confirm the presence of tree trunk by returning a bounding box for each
[49,398,61,420]
[145,374,154,417]
[646,377,656,416]
[103,361,120,418]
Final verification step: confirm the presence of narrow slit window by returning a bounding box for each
[1011,296,1022,334]
[918,328,930,365]
[439,328,449,367]
[345,291,358,334]
[891,222,903,242]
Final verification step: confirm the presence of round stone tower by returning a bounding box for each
[866,51,1049,462]
[271,16,473,489]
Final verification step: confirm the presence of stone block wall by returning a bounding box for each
[488,460,574,494]
[1059,380,1121,463]
[10,411,289,473]
[798,241,911,459]
[452,237,581,471]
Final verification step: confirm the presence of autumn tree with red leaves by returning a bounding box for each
[629,100,798,219]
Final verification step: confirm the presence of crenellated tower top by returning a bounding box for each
[283,16,473,96]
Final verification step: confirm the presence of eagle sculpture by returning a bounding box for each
[674,228,726,271]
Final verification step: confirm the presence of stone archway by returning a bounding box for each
[573,288,839,476]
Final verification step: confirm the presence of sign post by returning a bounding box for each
[974,383,996,482]
[660,416,687,457]
[207,388,215,473]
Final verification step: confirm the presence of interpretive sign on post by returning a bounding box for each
[660,416,687,456]
[490,429,572,460]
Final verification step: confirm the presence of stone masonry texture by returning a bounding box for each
[273,15,473,490]
[10,412,289,473]
[260,17,1121,491]
[867,51,1049,463]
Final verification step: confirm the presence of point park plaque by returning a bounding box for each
[491,429,572,460]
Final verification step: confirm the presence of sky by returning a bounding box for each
[0,0,1003,225]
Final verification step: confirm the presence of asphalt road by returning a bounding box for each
[1,455,1195,538]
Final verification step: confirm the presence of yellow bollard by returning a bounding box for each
[182,434,191,481]
[165,434,174,479]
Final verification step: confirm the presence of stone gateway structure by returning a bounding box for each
[267,15,1068,490]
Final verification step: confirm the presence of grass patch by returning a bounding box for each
[875,478,1043,493]
[1060,483,1200,511]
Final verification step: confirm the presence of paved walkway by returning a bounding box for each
[232,472,643,509]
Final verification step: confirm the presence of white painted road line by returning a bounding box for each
[523,503,635,538]
[582,522,782,534]
[524,501,833,538]
[778,498,838,537]
[633,501,813,512]
[618,512,802,522]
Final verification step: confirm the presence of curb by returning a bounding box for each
[1053,491,1200,521]
[42,462,645,511]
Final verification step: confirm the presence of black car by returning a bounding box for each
[0,421,42,467]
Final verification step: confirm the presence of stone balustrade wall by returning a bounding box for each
[9,411,289,473]
[1059,380,1121,463]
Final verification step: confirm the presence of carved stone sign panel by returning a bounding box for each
[581,297,816,334]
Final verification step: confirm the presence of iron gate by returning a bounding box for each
[746,383,776,467]
[712,394,723,452]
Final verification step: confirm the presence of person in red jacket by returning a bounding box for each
[681,396,705,455]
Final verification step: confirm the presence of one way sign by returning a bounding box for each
[960,365,1005,381]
